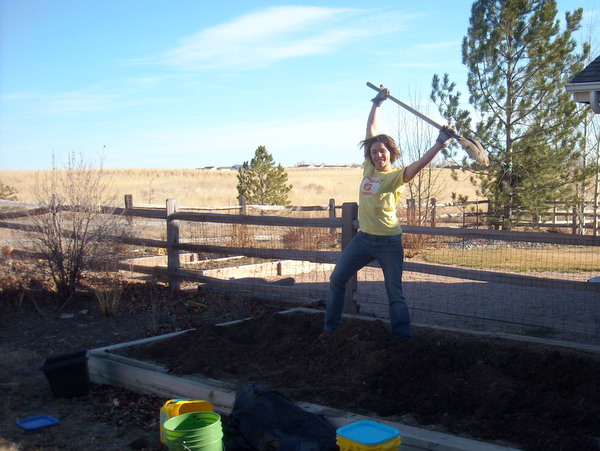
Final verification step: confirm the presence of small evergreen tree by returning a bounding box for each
[237,146,292,206]
[0,181,18,201]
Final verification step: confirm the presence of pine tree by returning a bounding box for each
[431,0,590,228]
[236,146,292,205]
[0,181,18,201]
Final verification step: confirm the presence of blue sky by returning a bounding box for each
[1,1,597,170]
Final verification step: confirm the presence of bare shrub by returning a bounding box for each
[24,152,126,301]
[397,92,447,227]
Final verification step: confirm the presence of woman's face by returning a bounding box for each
[370,141,392,172]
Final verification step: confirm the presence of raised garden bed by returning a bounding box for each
[89,308,600,451]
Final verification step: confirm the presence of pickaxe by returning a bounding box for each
[367,82,489,165]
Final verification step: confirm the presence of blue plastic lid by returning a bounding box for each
[337,420,400,445]
[16,415,60,431]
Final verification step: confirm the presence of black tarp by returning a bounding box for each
[225,382,338,451]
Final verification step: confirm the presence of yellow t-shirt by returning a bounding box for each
[358,160,406,235]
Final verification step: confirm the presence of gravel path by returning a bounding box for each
[359,268,600,346]
[280,265,600,346]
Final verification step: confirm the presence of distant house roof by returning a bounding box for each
[565,55,600,113]
[569,55,600,84]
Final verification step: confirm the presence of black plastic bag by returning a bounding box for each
[227,382,338,451]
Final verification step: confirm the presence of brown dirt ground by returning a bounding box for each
[1,264,599,451]
[0,266,277,451]
[120,310,600,451]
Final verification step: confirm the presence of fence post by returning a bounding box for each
[341,202,359,314]
[124,194,133,226]
[329,198,336,234]
[577,204,585,235]
[50,194,62,233]
[166,198,180,290]
[238,196,247,215]
[124,194,133,210]
[595,201,599,237]
[430,198,436,227]
[329,198,336,219]
[407,198,416,225]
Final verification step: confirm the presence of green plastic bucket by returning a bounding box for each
[165,432,224,451]
[165,429,223,446]
[163,411,223,450]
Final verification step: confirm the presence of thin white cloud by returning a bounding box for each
[160,6,381,71]
[37,79,183,115]
[384,39,463,70]
[0,91,37,100]
[125,77,163,90]
[47,91,118,114]
[414,40,460,51]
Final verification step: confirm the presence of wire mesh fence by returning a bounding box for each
[357,238,600,345]
[1,199,599,346]
[163,205,600,346]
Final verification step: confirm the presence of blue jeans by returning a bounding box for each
[324,231,411,338]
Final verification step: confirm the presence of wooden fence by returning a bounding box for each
[126,194,600,233]
[405,198,600,234]
[1,197,599,345]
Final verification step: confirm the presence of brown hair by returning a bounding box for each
[360,134,401,164]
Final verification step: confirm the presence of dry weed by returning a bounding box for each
[93,275,124,316]
[403,234,431,258]
[229,223,256,248]
[282,227,339,250]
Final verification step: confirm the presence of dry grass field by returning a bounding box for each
[0,167,481,208]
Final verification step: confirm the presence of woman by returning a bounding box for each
[323,87,453,340]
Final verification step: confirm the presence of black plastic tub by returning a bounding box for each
[39,350,91,398]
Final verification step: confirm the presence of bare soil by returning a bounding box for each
[0,274,276,451]
[121,310,600,451]
[1,270,599,451]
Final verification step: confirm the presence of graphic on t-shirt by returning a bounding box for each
[360,177,381,197]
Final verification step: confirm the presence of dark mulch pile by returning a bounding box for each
[120,310,600,451]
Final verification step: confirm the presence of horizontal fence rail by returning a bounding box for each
[403,225,600,246]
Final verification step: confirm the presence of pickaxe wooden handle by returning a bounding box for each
[367,82,448,133]
[366,82,489,165]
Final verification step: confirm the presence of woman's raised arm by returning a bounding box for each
[366,87,389,139]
